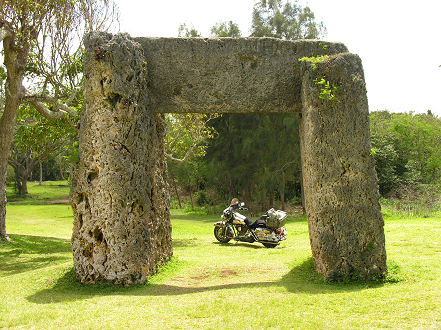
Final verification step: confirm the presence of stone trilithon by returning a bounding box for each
[71,32,386,285]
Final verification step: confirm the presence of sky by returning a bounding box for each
[116,0,441,116]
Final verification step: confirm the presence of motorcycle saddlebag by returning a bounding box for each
[265,209,288,229]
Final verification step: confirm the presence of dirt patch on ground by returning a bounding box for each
[169,265,276,287]
[220,268,238,278]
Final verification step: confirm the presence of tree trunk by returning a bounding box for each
[12,163,31,196]
[0,36,27,241]
[268,189,274,209]
[280,170,286,211]
[188,184,194,209]
[228,174,234,201]
[39,161,43,185]
[0,165,9,241]
[20,174,28,195]
[172,175,182,209]
[58,160,65,180]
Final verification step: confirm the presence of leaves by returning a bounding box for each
[250,0,326,40]
[165,113,219,162]
[210,21,241,37]
[298,55,329,70]
[313,76,338,101]
[370,111,441,194]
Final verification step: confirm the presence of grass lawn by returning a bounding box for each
[1,182,441,328]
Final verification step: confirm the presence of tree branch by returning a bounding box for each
[24,93,78,117]
[166,141,198,163]
[0,19,15,41]
[0,26,13,41]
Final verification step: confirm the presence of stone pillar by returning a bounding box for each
[299,53,387,281]
[70,32,172,285]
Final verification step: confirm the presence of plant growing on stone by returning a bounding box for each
[298,56,338,101]
[298,55,329,70]
[313,76,338,101]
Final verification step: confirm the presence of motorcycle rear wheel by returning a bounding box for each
[262,242,278,248]
[214,226,231,243]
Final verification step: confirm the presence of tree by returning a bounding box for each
[210,21,241,37]
[166,113,218,208]
[370,110,441,195]
[0,0,118,241]
[8,104,73,194]
[201,3,325,209]
[251,0,326,39]
[178,23,202,37]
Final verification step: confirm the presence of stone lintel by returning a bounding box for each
[135,37,348,114]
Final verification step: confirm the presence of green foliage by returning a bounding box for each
[196,190,208,206]
[203,113,301,209]
[165,113,218,161]
[298,56,338,101]
[178,23,202,37]
[370,111,441,195]
[13,104,74,158]
[8,103,77,193]
[210,21,242,37]
[250,0,326,39]
[380,184,441,217]
[313,76,338,101]
[298,55,329,70]
[6,166,15,185]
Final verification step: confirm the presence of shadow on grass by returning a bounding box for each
[0,234,71,276]
[172,238,200,248]
[27,257,383,304]
[212,241,262,249]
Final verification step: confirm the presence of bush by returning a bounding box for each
[6,165,15,186]
[382,184,441,217]
[204,203,227,215]
[196,191,208,206]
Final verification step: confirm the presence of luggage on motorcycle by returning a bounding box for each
[254,227,278,242]
[265,208,288,229]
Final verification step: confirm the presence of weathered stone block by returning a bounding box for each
[299,53,387,280]
[73,32,386,284]
[71,32,172,285]
[135,37,347,114]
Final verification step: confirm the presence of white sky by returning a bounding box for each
[116,0,441,116]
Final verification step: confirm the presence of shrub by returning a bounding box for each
[196,191,208,206]
[6,165,15,186]
[383,184,441,217]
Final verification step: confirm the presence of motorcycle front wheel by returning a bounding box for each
[214,226,231,243]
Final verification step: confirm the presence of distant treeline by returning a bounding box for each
[168,111,441,210]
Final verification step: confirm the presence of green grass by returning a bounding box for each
[1,182,441,328]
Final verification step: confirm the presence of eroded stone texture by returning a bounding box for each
[71,32,172,285]
[299,53,387,280]
[135,37,348,114]
[74,32,387,284]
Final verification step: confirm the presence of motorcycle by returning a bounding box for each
[213,198,288,248]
